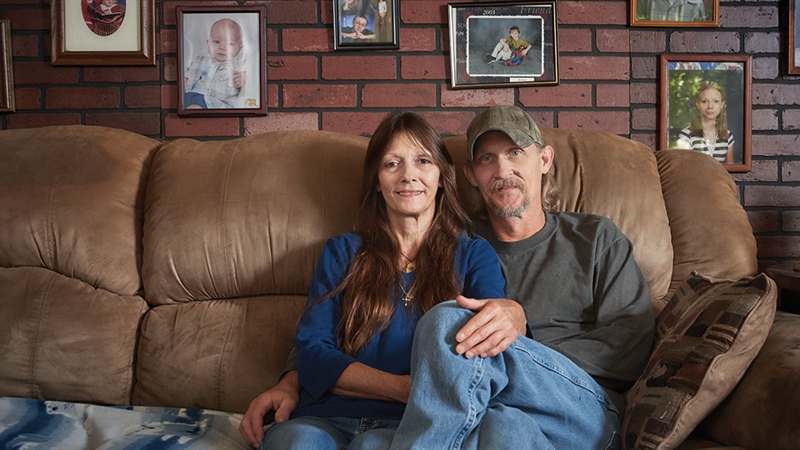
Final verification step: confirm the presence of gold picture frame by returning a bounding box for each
[51,0,156,66]
[631,0,719,27]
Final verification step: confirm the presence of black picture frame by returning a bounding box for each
[177,6,267,116]
[659,54,752,173]
[333,0,399,51]
[447,1,559,89]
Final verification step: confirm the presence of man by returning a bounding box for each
[340,15,376,41]
[487,25,530,65]
[239,106,654,449]
[639,0,707,21]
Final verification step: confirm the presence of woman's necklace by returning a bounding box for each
[399,279,414,307]
[399,251,416,273]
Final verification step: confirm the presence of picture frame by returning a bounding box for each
[0,20,14,113]
[659,54,752,173]
[177,6,267,117]
[51,0,156,66]
[790,0,800,74]
[447,1,559,89]
[333,0,399,51]
[631,0,719,27]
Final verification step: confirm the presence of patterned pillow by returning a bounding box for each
[622,272,776,450]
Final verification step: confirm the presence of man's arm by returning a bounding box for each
[238,371,300,448]
[453,295,527,358]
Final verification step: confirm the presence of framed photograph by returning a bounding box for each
[51,0,156,65]
[447,1,559,89]
[0,20,14,113]
[631,0,719,27]
[659,54,752,173]
[333,0,399,50]
[790,0,800,74]
[177,6,267,116]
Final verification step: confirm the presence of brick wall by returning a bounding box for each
[1,0,798,266]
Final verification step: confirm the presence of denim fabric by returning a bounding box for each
[260,416,398,450]
[390,300,621,450]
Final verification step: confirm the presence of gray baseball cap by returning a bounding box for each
[466,105,544,160]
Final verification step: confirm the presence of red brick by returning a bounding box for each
[162,1,239,26]
[730,160,778,183]
[558,29,592,53]
[84,67,160,83]
[631,56,657,80]
[322,56,396,80]
[163,56,178,83]
[13,88,41,110]
[268,56,318,81]
[519,84,592,108]
[267,1,318,24]
[244,112,319,135]
[283,84,357,108]
[268,84,279,109]
[418,111,475,136]
[631,107,656,131]
[361,83,436,108]
[164,113,240,137]
[162,85,178,110]
[753,57,779,80]
[14,62,78,85]
[282,29,332,52]
[401,56,447,80]
[753,134,800,157]
[440,86,514,108]
[399,28,437,52]
[630,82,657,104]
[559,56,629,80]
[755,236,800,258]
[124,86,161,109]
[46,87,120,110]
[2,0,40,3]
[783,161,800,182]
[630,31,666,53]
[11,35,38,58]
[85,112,161,135]
[160,29,177,55]
[669,32,740,53]
[744,186,800,207]
[267,29,279,54]
[751,109,778,131]
[720,5,778,28]
[754,84,800,106]
[631,133,657,150]
[744,32,780,54]
[558,111,630,135]
[321,0,334,24]
[558,2,627,25]
[782,211,800,233]
[6,114,81,129]
[322,112,389,135]
[596,29,629,53]
[401,0,449,25]
[3,8,49,30]
[747,211,778,234]
[597,84,630,108]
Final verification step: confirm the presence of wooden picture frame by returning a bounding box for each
[333,0,399,51]
[177,6,267,117]
[447,1,559,89]
[790,0,800,74]
[659,54,752,173]
[0,20,14,113]
[51,0,156,66]
[631,0,719,27]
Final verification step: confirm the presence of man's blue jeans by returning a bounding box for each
[390,300,621,450]
[260,416,399,450]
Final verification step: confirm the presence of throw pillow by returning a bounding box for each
[622,272,776,450]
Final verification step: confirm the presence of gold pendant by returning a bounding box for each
[404,262,415,273]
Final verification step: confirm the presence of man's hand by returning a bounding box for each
[454,295,527,359]
[238,372,300,448]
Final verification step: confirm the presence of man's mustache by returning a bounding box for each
[490,178,524,193]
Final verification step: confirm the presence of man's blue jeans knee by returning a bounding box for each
[390,300,621,450]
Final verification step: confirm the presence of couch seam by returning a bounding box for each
[219,143,240,297]
[215,302,238,410]
[28,271,57,399]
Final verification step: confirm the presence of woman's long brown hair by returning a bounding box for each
[320,112,470,356]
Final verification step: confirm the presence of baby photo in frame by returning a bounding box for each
[333,0,398,50]
[659,54,752,173]
[177,6,266,116]
[448,1,559,89]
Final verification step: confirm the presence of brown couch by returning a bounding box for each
[0,124,798,449]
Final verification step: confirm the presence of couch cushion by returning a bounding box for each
[622,273,776,450]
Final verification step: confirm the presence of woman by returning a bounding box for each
[259,112,506,449]
[676,80,735,163]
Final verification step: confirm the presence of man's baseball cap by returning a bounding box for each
[466,105,544,160]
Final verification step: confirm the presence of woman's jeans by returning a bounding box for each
[260,416,399,450]
[390,300,621,450]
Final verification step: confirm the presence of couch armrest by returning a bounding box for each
[695,312,800,449]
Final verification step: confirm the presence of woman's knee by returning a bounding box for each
[260,418,346,450]
[415,300,472,340]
